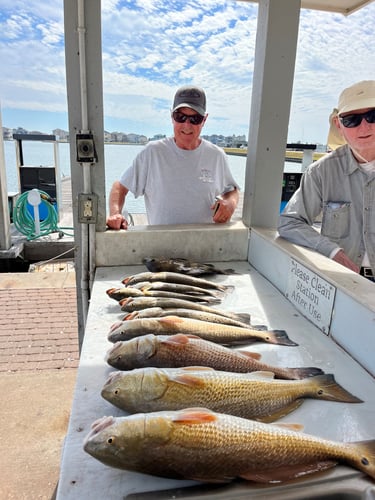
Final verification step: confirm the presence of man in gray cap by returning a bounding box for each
[107,85,239,229]
[278,80,375,280]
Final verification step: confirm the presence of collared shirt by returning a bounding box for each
[278,144,375,274]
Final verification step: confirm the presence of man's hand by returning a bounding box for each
[332,249,360,273]
[212,189,239,224]
[106,213,128,230]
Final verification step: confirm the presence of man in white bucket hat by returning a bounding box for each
[278,80,375,281]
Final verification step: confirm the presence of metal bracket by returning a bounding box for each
[76,133,97,163]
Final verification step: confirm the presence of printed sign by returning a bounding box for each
[286,258,336,334]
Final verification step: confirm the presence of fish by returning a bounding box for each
[123,306,257,328]
[106,287,144,301]
[122,271,233,292]
[83,408,375,483]
[134,281,223,298]
[143,257,236,276]
[105,333,323,379]
[109,287,220,304]
[119,297,251,323]
[101,367,362,422]
[107,316,295,346]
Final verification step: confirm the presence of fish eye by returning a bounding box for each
[107,436,114,444]
[114,389,119,395]
[317,389,323,395]
[361,457,369,466]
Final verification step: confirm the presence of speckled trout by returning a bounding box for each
[120,297,251,328]
[83,408,375,483]
[105,334,323,379]
[107,316,296,346]
[122,271,232,292]
[101,367,362,422]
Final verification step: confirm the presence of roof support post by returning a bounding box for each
[242,0,301,228]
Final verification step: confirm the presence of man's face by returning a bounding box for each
[172,107,207,150]
[336,107,375,158]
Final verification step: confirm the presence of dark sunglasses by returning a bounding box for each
[339,109,375,128]
[172,111,205,125]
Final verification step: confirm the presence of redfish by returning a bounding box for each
[101,367,362,422]
[105,333,323,379]
[107,316,295,346]
[83,408,375,483]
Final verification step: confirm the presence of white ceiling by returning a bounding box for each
[241,0,374,16]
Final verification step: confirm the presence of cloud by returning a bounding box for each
[0,0,374,142]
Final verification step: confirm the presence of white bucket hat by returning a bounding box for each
[327,80,375,150]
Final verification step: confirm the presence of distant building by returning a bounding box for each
[2,127,13,140]
[53,128,69,141]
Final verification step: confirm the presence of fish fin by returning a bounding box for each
[173,408,218,424]
[158,316,184,327]
[237,350,262,361]
[122,312,136,320]
[273,423,304,432]
[178,366,215,372]
[256,400,305,423]
[171,374,206,387]
[163,333,190,345]
[163,333,201,344]
[240,461,337,483]
[245,371,275,379]
[109,321,123,333]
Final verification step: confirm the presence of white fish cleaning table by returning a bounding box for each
[57,261,375,499]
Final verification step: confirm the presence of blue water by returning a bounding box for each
[3,140,300,213]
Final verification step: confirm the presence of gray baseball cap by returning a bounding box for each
[172,85,206,116]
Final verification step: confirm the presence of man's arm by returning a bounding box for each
[106,181,129,230]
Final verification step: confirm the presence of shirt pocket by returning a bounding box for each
[321,201,351,240]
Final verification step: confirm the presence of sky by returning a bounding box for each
[0,0,375,145]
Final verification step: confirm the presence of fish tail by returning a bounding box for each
[265,330,298,346]
[308,374,363,403]
[347,440,375,480]
[282,366,325,380]
[234,313,251,324]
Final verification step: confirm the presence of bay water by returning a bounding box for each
[3,140,300,213]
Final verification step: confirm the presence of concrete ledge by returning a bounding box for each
[95,221,249,267]
[249,227,375,377]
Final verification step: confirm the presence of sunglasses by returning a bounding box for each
[172,111,205,125]
[339,109,375,128]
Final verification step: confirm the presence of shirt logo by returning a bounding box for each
[199,169,214,183]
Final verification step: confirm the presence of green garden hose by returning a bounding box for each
[12,190,74,240]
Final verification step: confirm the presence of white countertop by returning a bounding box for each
[56,262,375,499]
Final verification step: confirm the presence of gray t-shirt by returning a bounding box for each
[120,137,239,225]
